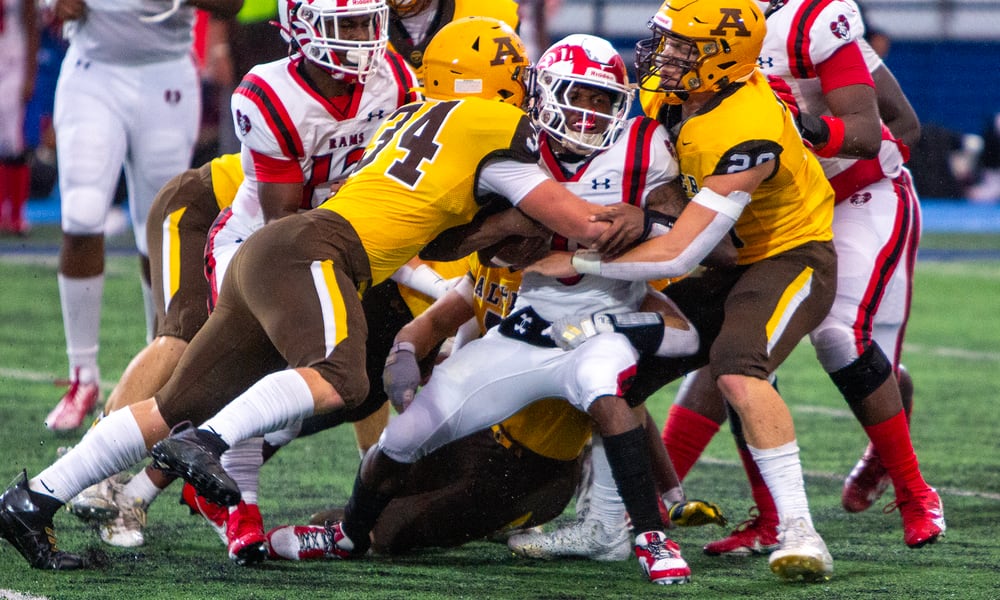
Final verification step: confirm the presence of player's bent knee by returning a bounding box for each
[828,343,893,408]
[810,323,861,373]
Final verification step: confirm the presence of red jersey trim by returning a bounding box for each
[236,73,305,159]
[621,118,656,206]
[816,43,875,94]
[250,149,304,184]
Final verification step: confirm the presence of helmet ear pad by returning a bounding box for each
[419,17,529,106]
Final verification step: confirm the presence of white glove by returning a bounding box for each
[547,313,615,351]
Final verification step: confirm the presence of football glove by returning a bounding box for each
[383,342,420,413]
[667,499,727,528]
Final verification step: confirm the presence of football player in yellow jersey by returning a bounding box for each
[296,253,592,554]
[388,0,519,70]
[361,0,523,464]
[0,17,646,571]
[527,0,838,583]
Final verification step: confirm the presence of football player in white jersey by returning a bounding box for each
[207,0,417,298]
[45,0,243,432]
[658,0,943,556]
[270,34,703,586]
[71,0,418,565]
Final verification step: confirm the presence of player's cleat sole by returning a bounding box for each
[227,502,268,566]
[0,470,86,570]
[150,422,239,507]
[67,476,119,523]
[767,517,833,583]
[668,499,727,528]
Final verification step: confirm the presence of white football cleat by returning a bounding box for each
[507,518,630,562]
[768,516,833,582]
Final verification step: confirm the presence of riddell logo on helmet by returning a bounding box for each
[584,67,618,85]
[345,0,381,6]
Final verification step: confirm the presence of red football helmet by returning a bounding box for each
[530,34,633,154]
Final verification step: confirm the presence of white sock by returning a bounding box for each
[122,468,164,509]
[222,437,264,505]
[30,408,147,503]
[748,440,813,527]
[200,370,315,448]
[140,275,156,344]
[58,273,104,380]
[263,419,302,448]
[586,435,628,529]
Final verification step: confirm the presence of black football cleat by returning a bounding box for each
[0,470,86,570]
[150,422,241,507]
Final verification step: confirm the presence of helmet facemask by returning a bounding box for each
[289,0,389,84]
[635,26,704,104]
[533,76,631,155]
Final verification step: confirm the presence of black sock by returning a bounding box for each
[602,426,661,534]
[342,470,392,552]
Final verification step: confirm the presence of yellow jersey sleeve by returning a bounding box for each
[319,98,538,285]
[208,153,245,211]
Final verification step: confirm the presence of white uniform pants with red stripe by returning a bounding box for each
[809,169,921,372]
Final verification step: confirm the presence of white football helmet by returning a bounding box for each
[279,0,389,83]
[530,34,633,154]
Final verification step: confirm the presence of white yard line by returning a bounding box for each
[0,590,49,600]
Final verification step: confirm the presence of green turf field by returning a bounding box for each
[1,230,998,599]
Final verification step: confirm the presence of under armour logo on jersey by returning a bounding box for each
[164,90,182,105]
[513,313,533,335]
[367,109,386,122]
[849,191,872,206]
[591,178,612,190]
[758,56,774,68]
[710,8,752,37]
[830,14,851,39]
[236,109,252,137]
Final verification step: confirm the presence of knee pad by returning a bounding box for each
[61,186,114,234]
[828,343,893,409]
[810,321,861,373]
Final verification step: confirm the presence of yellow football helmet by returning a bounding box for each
[419,16,529,108]
[635,0,765,104]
